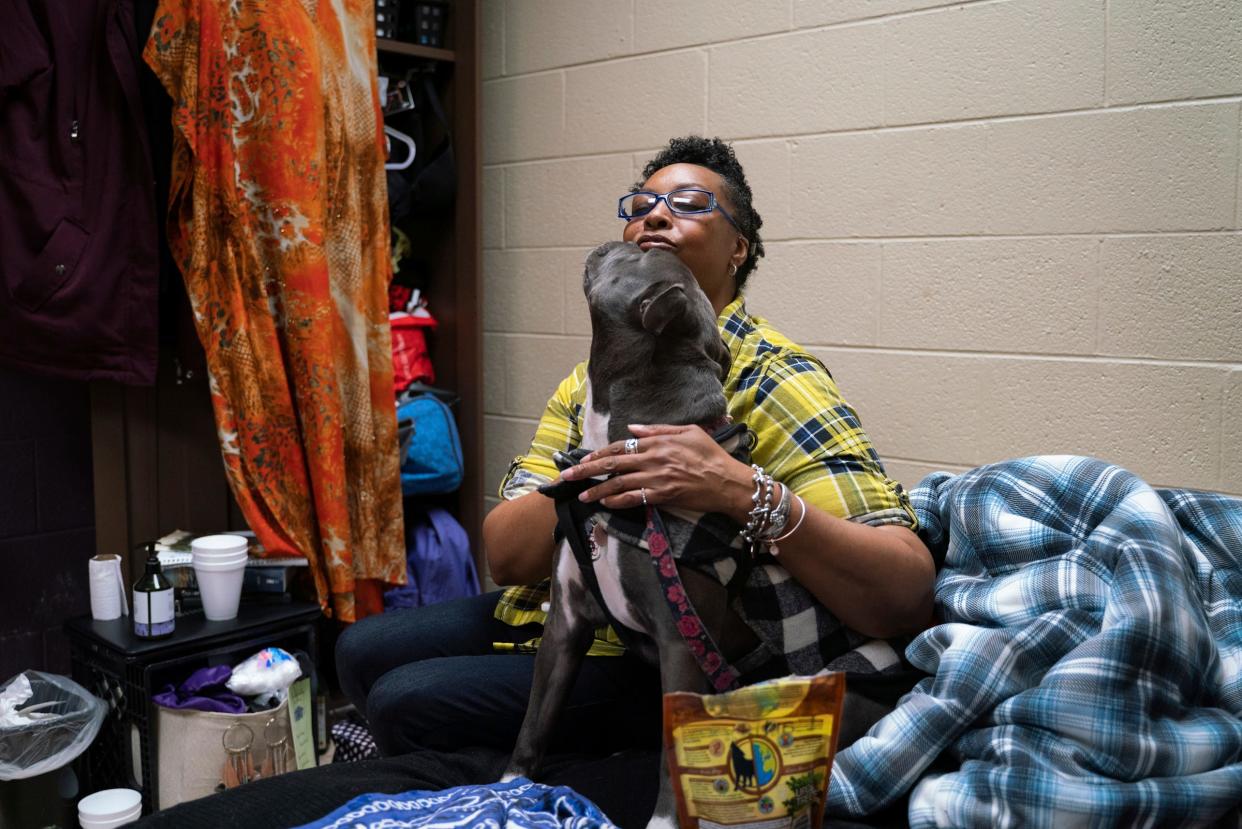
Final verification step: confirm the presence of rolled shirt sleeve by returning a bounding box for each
[498,362,589,501]
[736,353,917,530]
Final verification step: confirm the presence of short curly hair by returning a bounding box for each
[636,136,766,292]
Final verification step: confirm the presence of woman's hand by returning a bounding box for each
[561,424,936,638]
[560,424,753,520]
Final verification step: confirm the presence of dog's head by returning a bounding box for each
[580,241,733,442]
[583,241,731,379]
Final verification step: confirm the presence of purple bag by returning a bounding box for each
[384,507,479,610]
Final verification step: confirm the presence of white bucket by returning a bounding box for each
[193,557,247,621]
[78,788,142,828]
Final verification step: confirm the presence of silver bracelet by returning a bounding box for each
[739,464,775,548]
[759,483,792,541]
[768,494,807,556]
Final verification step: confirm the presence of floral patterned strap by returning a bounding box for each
[644,506,741,692]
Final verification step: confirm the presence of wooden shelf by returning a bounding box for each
[377,38,456,62]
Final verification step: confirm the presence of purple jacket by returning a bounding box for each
[0,0,158,384]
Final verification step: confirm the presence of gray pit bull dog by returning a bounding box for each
[502,240,752,829]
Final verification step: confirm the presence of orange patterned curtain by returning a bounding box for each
[144,0,405,622]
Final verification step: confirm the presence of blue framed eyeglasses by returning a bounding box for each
[617,188,741,231]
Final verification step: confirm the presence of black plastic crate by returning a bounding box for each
[414,3,448,47]
[377,1,450,48]
[375,0,400,40]
[69,640,151,804]
[65,602,322,815]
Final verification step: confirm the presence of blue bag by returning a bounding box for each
[396,389,463,495]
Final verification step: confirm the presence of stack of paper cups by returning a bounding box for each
[89,555,129,621]
[191,535,250,621]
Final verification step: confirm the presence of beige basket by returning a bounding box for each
[155,697,292,810]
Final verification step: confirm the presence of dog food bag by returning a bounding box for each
[663,673,845,829]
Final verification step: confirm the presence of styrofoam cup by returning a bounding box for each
[191,551,246,560]
[80,804,141,829]
[191,551,248,566]
[192,557,249,570]
[191,534,249,555]
[191,535,250,570]
[193,557,246,620]
[79,788,142,828]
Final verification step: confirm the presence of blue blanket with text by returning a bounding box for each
[294,777,616,829]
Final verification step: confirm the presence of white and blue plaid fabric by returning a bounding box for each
[829,455,1242,827]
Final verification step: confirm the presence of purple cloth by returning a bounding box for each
[384,507,479,610]
[153,665,247,714]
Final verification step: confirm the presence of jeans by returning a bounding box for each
[335,591,664,757]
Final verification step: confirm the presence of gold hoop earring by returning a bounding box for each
[729,263,738,278]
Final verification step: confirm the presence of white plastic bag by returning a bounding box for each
[0,671,106,781]
[0,673,35,727]
[226,648,302,697]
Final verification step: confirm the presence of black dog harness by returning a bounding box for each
[539,423,758,691]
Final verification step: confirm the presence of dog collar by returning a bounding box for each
[643,506,742,692]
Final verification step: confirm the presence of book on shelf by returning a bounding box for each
[154,529,310,596]
[154,529,310,570]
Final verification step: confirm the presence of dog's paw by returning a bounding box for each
[539,449,597,499]
[551,448,592,470]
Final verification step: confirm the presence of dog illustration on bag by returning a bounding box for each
[730,742,756,789]
[728,736,781,794]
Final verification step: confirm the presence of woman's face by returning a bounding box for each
[621,163,748,315]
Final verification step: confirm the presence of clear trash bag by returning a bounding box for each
[0,671,106,781]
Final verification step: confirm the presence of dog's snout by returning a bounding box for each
[588,240,633,261]
[583,241,646,292]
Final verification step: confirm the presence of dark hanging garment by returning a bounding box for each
[0,0,158,384]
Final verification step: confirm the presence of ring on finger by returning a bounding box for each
[640,487,648,506]
[624,437,639,455]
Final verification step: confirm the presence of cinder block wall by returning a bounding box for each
[479,0,1242,568]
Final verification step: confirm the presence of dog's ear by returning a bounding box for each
[639,284,688,335]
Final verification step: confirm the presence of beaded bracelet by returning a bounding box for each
[739,464,775,550]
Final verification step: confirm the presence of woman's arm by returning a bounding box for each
[482,489,560,586]
[716,467,935,639]
[561,424,935,639]
[484,363,589,586]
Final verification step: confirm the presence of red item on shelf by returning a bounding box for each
[390,312,437,393]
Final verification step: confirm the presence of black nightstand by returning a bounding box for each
[65,600,322,815]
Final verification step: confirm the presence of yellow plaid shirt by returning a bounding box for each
[493,296,917,654]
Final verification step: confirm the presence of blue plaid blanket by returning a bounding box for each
[829,455,1242,827]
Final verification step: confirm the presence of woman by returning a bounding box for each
[337,136,935,758]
